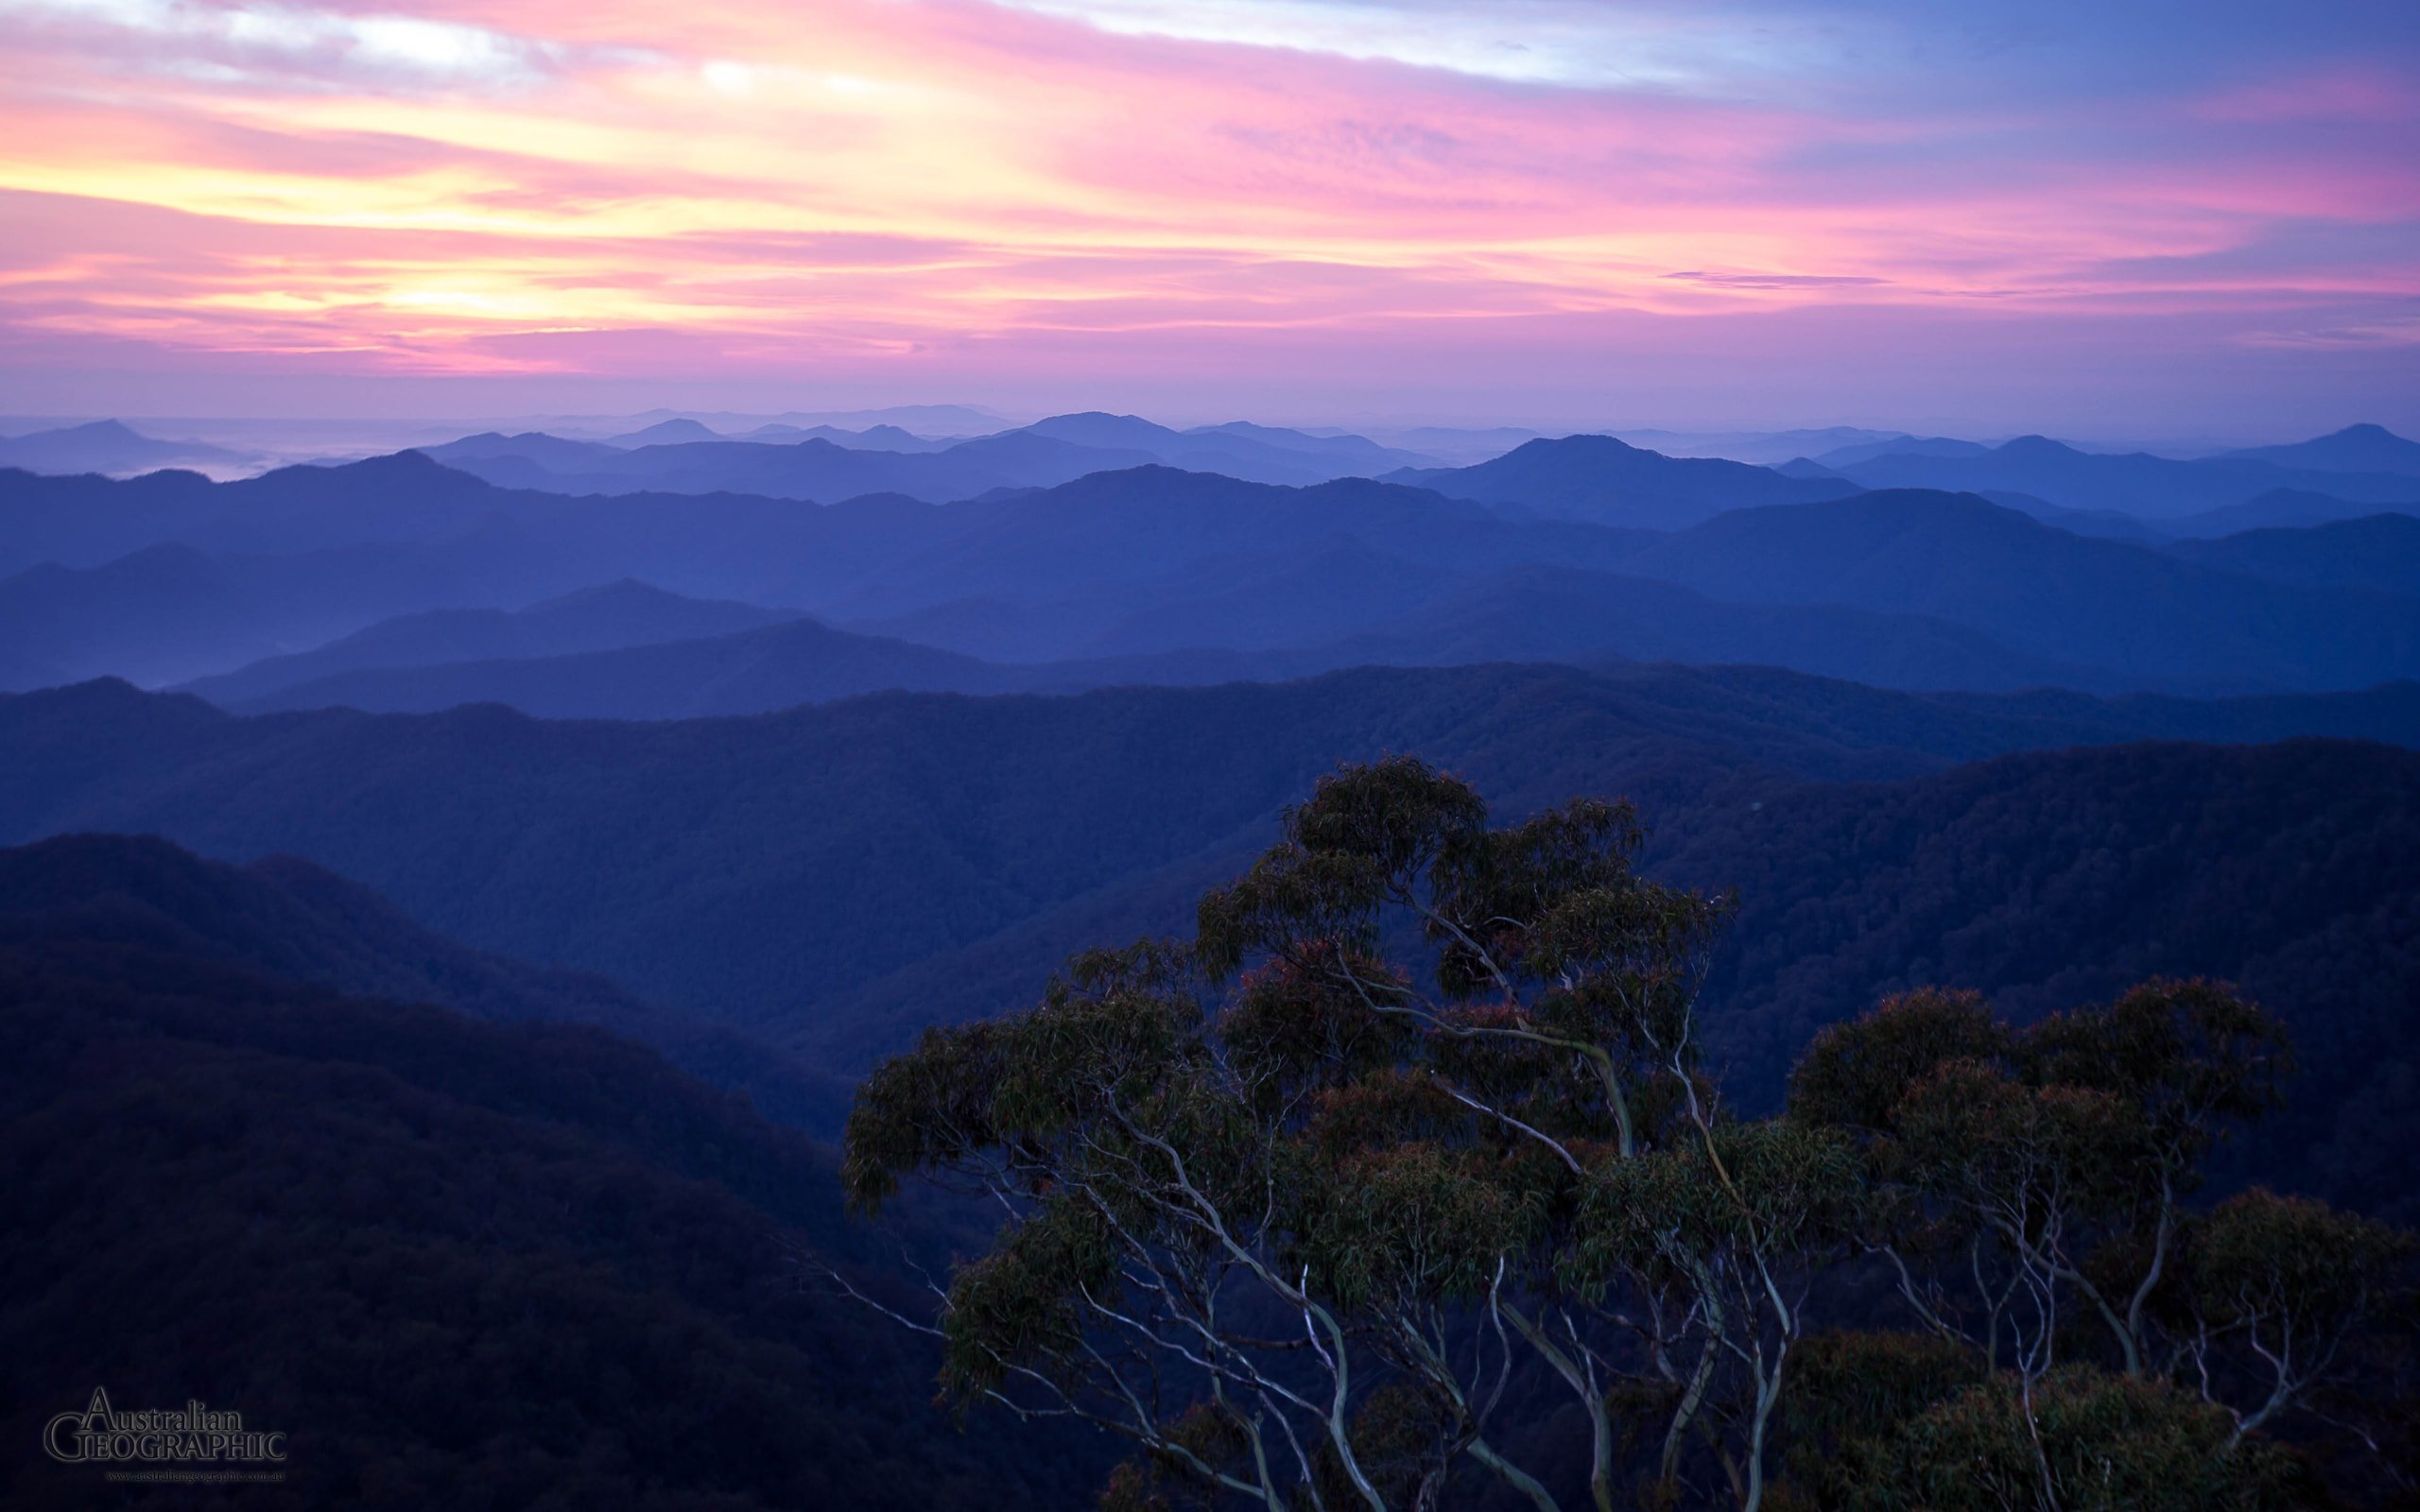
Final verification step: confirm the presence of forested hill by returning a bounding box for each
[4,669,2415,1034]
[0,898,1109,1509]
[0,833,853,1129]
[2,668,2416,1220]
[1682,738,2420,1218]
[4,668,2416,1046]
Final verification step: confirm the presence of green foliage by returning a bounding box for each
[2026,978,2294,1181]
[1790,980,2304,1279]
[943,1195,1121,1401]
[845,1019,1011,1211]
[853,760,1851,1509]
[1890,1058,2145,1217]
[1564,1122,1865,1296]
[1785,1330,1984,1444]
[1846,1366,2311,1512]
[1787,988,2009,1133]
[1099,1404,1256,1512]
[1286,754,1491,888]
[1313,1384,1461,1512]
[1788,975,2413,1497]
[2185,1188,2412,1340]
[1292,1142,1548,1310]
[1778,1330,1985,1507]
[1218,948,1418,1106]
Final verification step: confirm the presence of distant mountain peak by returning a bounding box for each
[1996,434,2078,455]
[113,540,224,569]
[1534,433,1641,452]
[363,448,455,473]
[1454,434,1651,467]
[2216,423,2420,479]
[612,418,722,447]
[249,447,497,501]
[1374,431,1858,530]
[7,676,226,718]
[1025,411,1181,445]
[0,417,250,479]
[54,418,145,440]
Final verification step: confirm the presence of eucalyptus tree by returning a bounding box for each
[1786,984,2410,1507]
[844,757,1856,1511]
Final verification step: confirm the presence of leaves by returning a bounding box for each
[2025,978,2293,1182]
[1564,1121,1864,1296]
[1844,1366,2311,1512]
[942,1194,1121,1400]
[1219,947,1417,1106]
[1292,1141,1547,1310]
[2186,1188,2412,1335]
[1788,988,2009,1135]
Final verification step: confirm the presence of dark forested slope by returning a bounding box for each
[0,917,1107,1510]
[1664,738,2420,1217]
[0,833,852,1128]
[5,670,2415,1120]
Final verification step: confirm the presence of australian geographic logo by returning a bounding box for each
[44,1387,286,1467]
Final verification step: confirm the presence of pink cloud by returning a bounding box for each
[0,0,2411,429]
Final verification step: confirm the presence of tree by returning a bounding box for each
[840,759,2406,1511]
[1789,984,2410,1506]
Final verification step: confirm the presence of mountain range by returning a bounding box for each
[0,831,853,1127]
[303,417,2420,533]
[1817,431,2420,519]
[417,409,1444,500]
[7,665,2413,1054]
[2219,421,2420,476]
[11,445,2420,699]
[3,671,2414,1223]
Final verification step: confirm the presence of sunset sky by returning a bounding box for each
[3,0,2416,433]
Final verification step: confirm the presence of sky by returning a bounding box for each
[1,0,2416,437]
